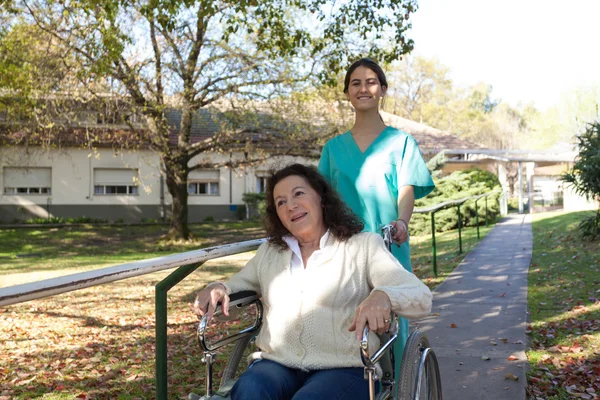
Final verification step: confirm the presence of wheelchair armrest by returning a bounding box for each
[197,290,263,352]
[360,314,399,368]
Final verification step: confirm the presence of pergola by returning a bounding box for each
[441,149,578,214]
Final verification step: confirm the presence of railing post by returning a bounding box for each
[156,262,205,400]
[475,198,480,239]
[457,204,463,254]
[485,196,489,227]
[431,212,437,277]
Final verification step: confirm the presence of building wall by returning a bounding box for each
[563,186,599,212]
[0,146,315,223]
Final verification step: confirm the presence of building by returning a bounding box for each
[2,104,593,223]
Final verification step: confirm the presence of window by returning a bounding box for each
[188,169,220,196]
[188,182,219,195]
[94,168,138,196]
[256,176,268,193]
[3,167,52,195]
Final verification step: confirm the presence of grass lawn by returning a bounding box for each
[526,210,600,400]
[0,220,494,399]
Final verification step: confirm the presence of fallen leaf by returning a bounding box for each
[504,373,518,381]
[481,356,491,361]
[508,355,518,361]
[499,292,506,297]
[126,374,138,381]
[450,323,457,328]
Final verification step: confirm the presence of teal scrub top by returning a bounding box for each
[318,126,435,272]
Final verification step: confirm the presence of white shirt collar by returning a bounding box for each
[283,230,330,255]
[283,230,330,275]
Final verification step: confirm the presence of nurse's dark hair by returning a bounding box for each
[344,58,387,123]
[343,58,388,94]
[264,164,364,250]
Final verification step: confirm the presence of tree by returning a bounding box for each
[561,122,600,239]
[384,56,452,123]
[382,56,540,151]
[5,0,419,240]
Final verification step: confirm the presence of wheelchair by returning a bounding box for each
[190,226,442,400]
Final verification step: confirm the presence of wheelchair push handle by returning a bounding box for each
[360,314,399,367]
[381,224,397,251]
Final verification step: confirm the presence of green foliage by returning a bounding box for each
[561,122,600,239]
[24,216,64,224]
[24,216,108,224]
[425,150,446,178]
[383,56,540,150]
[410,168,502,236]
[576,210,600,240]
[203,216,215,222]
[242,192,266,219]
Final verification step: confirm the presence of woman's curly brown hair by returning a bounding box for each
[264,164,364,250]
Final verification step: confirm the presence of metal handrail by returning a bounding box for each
[0,238,266,307]
[413,191,499,277]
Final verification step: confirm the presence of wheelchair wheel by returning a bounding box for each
[397,330,442,400]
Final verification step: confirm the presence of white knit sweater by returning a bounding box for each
[222,231,432,371]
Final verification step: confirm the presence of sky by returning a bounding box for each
[409,0,600,111]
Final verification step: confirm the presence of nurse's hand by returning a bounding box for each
[391,219,409,244]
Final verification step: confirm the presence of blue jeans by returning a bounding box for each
[230,359,374,400]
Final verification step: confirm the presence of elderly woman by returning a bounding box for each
[193,164,432,400]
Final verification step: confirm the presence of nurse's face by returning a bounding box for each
[273,175,326,240]
[346,66,387,112]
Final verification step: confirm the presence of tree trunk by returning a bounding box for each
[164,155,190,240]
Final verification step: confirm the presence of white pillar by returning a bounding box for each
[526,162,535,214]
[497,162,509,216]
[518,161,523,214]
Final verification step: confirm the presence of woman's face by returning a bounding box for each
[273,175,326,240]
[346,66,386,112]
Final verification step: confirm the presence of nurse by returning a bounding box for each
[318,58,435,389]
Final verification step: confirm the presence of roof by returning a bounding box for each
[1,97,485,154]
[444,149,577,163]
[380,111,485,152]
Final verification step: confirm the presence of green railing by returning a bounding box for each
[413,191,497,277]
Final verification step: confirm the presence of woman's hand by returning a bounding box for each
[390,218,409,245]
[348,291,392,340]
[191,283,230,322]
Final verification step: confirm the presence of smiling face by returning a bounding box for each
[273,175,326,241]
[346,66,387,112]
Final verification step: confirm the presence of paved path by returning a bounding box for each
[414,214,532,400]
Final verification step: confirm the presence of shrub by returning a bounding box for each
[66,216,107,224]
[410,168,502,236]
[24,216,107,224]
[242,192,266,219]
[25,216,64,224]
[203,216,215,222]
[561,121,600,240]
